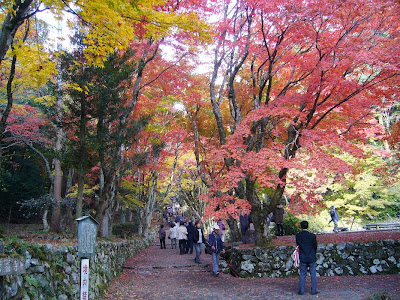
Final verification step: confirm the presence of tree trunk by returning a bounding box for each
[226,216,241,242]
[101,209,110,237]
[128,209,133,222]
[120,209,126,224]
[108,209,114,237]
[0,0,34,63]
[143,170,158,237]
[76,171,84,218]
[137,208,143,235]
[246,168,287,245]
[250,200,268,246]
[76,93,87,218]
[50,67,64,233]
[51,158,62,232]
[42,209,50,232]
[95,167,117,238]
[0,53,16,145]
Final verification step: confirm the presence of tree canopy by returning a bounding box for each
[0,0,399,243]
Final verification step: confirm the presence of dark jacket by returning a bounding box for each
[186,223,197,241]
[273,206,284,224]
[296,230,317,263]
[240,214,250,231]
[193,228,205,243]
[159,228,166,240]
[208,232,224,254]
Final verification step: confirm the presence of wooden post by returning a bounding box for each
[80,259,89,300]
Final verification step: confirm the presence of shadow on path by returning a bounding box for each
[104,241,400,300]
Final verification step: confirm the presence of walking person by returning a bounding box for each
[329,205,340,233]
[177,222,188,255]
[208,224,225,276]
[296,220,318,295]
[168,223,177,249]
[159,224,166,249]
[186,221,196,254]
[273,204,285,236]
[193,221,205,264]
[217,219,226,242]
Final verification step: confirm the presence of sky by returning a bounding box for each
[37,10,71,51]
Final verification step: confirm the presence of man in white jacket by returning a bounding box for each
[177,222,188,255]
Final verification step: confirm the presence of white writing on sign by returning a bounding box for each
[80,259,90,300]
[79,222,97,255]
[0,257,25,276]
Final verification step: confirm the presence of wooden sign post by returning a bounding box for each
[76,215,98,300]
[80,258,90,300]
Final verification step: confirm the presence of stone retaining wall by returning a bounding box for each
[226,239,400,278]
[4,233,155,299]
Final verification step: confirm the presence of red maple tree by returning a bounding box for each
[198,0,400,244]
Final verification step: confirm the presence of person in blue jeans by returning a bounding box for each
[208,224,225,276]
[296,220,318,295]
[193,221,205,264]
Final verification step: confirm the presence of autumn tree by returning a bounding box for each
[0,104,51,225]
[201,0,400,244]
[0,0,212,234]
[174,154,208,220]
[121,79,191,235]
[0,15,58,229]
[0,0,211,144]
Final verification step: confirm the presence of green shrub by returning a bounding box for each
[296,212,334,234]
[366,292,392,300]
[282,213,302,235]
[303,216,326,234]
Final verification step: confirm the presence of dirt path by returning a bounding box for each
[104,241,400,300]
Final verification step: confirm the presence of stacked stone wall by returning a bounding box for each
[3,234,155,299]
[226,239,400,278]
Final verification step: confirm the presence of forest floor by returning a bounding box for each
[103,234,400,300]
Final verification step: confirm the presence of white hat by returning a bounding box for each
[213,224,220,230]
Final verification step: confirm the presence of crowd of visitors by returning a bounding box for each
[158,204,337,293]
[159,204,291,276]
[160,210,228,275]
